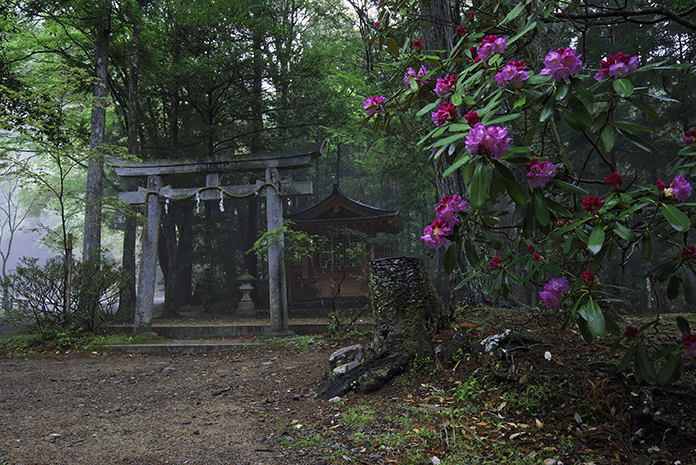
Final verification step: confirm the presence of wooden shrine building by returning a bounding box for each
[285,184,400,303]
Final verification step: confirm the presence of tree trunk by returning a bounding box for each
[118,15,140,318]
[316,257,442,399]
[83,5,111,261]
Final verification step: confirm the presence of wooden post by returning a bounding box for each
[134,175,161,333]
[63,234,73,318]
[264,167,293,337]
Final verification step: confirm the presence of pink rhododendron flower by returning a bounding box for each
[464,111,480,127]
[683,332,696,357]
[539,277,569,310]
[465,122,510,158]
[527,244,535,254]
[683,130,696,145]
[434,74,456,97]
[477,35,506,61]
[659,175,692,201]
[431,101,457,128]
[532,253,543,262]
[682,245,696,260]
[540,47,583,82]
[489,256,503,270]
[604,172,623,191]
[624,326,638,338]
[374,21,381,28]
[594,53,639,81]
[467,11,475,20]
[435,194,468,227]
[413,40,423,52]
[403,65,428,87]
[525,158,556,188]
[422,219,452,248]
[456,26,466,37]
[583,195,605,215]
[582,270,594,286]
[495,61,529,87]
[363,96,385,116]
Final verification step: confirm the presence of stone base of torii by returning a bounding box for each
[113,142,325,337]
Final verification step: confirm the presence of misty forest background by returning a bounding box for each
[0,0,695,321]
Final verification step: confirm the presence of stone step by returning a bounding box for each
[104,340,260,355]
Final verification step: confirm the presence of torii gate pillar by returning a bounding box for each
[134,174,161,334]
[265,167,293,337]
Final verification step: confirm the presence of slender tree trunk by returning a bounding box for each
[83,5,111,261]
[118,15,141,318]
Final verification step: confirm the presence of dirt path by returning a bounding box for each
[0,339,347,465]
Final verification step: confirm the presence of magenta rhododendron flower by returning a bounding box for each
[495,61,529,87]
[539,277,569,310]
[582,270,594,286]
[465,122,510,158]
[489,256,502,270]
[594,52,639,81]
[363,96,385,116]
[532,252,543,262]
[422,219,452,248]
[624,326,638,338]
[456,26,466,38]
[683,332,696,357]
[464,111,480,127]
[583,195,605,215]
[434,74,456,97]
[436,194,467,227]
[682,245,696,260]
[431,101,457,128]
[659,175,692,201]
[374,21,381,28]
[477,35,506,61]
[413,40,423,52]
[684,130,696,146]
[403,65,428,87]
[525,158,556,188]
[540,47,583,82]
[527,244,535,253]
[467,11,475,20]
[604,172,623,191]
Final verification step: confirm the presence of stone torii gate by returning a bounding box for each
[113,142,325,336]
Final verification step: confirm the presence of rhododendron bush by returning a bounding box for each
[362,0,696,384]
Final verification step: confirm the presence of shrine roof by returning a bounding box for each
[286,184,399,232]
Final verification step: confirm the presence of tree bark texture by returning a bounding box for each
[83,7,111,260]
[316,257,443,399]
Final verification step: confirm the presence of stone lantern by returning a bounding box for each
[236,270,257,317]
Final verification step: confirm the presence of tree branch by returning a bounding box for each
[558,5,696,31]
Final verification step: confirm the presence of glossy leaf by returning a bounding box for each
[386,37,400,57]
[566,93,593,127]
[662,204,691,232]
[533,190,549,226]
[613,78,634,97]
[627,97,659,120]
[612,222,634,241]
[642,232,654,260]
[683,268,696,306]
[667,274,680,300]
[658,354,683,384]
[470,162,490,211]
[444,244,455,274]
[588,225,605,255]
[550,179,588,195]
[599,124,615,152]
[636,344,657,385]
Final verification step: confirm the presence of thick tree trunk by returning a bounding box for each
[316,257,442,399]
[83,7,111,261]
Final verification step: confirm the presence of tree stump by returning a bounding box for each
[316,256,443,399]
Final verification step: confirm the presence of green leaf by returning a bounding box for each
[636,344,658,385]
[501,1,529,25]
[493,161,528,206]
[613,78,634,98]
[470,162,490,211]
[570,76,594,102]
[566,93,593,127]
[613,120,651,133]
[560,109,586,131]
[661,204,691,232]
[599,125,615,152]
[508,21,537,46]
[578,298,605,338]
[683,268,696,306]
[642,232,654,260]
[676,316,691,334]
[451,91,462,106]
[533,190,549,226]
[588,225,605,255]
[444,244,455,274]
[612,222,635,242]
[416,101,438,118]
[550,179,588,195]
[386,37,401,57]
[627,97,659,120]
[464,240,479,267]
[539,94,555,122]
[658,354,683,384]
[442,152,472,178]
[667,274,681,300]
[616,344,637,373]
